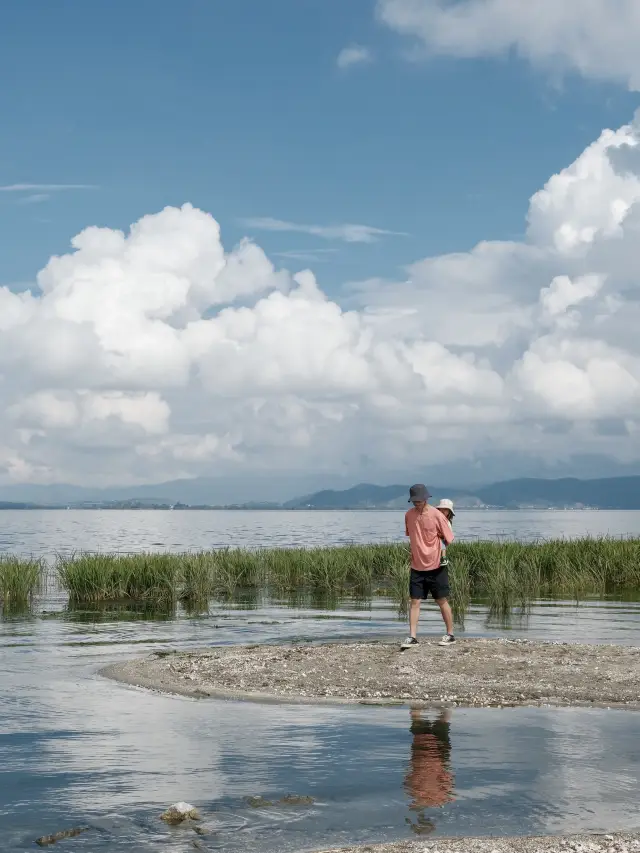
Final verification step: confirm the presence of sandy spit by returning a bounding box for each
[315,832,640,853]
[101,639,640,709]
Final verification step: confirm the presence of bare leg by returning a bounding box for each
[435,598,454,635]
[409,598,422,638]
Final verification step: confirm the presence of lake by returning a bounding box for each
[1,510,639,852]
[3,508,640,558]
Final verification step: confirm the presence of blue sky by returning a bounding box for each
[4,0,640,491]
[2,0,637,295]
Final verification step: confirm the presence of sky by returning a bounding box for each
[3,0,640,495]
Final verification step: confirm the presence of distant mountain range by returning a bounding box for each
[0,475,639,509]
[283,476,640,510]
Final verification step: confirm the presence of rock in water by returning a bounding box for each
[245,796,274,808]
[35,827,88,846]
[278,794,315,806]
[160,802,200,824]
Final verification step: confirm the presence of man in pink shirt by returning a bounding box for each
[401,484,455,649]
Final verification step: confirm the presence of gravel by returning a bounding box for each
[102,639,640,708]
[315,832,640,853]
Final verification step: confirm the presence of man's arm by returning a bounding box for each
[437,513,454,545]
[405,513,410,537]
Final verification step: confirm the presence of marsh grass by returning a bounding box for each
[57,552,180,604]
[447,554,472,626]
[49,538,640,621]
[0,555,42,609]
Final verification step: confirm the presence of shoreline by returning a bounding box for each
[101,638,640,710]
[315,833,640,853]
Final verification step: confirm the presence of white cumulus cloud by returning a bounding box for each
[377,0,640,89]
[4,114,640,486]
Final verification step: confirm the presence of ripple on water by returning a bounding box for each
[4,508,640,559]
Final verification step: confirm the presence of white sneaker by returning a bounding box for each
[439,634,455,646]
[400,636,418,649]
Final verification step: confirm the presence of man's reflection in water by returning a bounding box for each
[404,708,455,835]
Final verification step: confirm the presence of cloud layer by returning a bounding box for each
[3,114,640,486]
[377,0,640,89]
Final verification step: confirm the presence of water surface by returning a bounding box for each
[3,508,640,558]
[1,593,639,852]
[1,511,640,851]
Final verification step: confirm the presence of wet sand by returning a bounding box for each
[102,638,640,709]
[317,832,640,853]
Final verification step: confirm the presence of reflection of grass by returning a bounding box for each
[41,537,640,619]
[65,600,176,623]
[0,555,42,609]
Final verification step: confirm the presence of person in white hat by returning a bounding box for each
[435,499,455,568]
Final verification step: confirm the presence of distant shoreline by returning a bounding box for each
[0,505,617,511]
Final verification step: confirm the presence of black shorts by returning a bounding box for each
[409,566,450,601]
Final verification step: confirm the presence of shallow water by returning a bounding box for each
[1,591,640,852]
[2,510,640,850]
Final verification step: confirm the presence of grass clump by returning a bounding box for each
[57,552,180,604]
[450,537,640,601]
[53,538,640,620]
[0,555,42,609]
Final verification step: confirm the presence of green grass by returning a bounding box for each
[57,552,180,604]
[49,538,640,620]
[0,555,42,610]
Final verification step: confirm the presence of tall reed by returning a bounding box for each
[52,538,640,618]
[0,555,42,609]
[57,552,180,604]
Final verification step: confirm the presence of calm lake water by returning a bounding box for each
[2,508,640,558]
[1,511,639,851]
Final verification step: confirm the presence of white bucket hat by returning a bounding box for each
[436,498,455,516]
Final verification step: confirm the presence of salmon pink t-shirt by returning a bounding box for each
[405,505,454,571]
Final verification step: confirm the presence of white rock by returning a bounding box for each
[160,802,200,824]
[172,802,196,814]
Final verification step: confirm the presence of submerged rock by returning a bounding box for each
[278,794,315,806]
[35,827,88,846]
[160,802,200,824]
[245,796,274,808]
[244,793,315,808]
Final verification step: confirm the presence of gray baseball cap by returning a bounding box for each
[409,484,431,502]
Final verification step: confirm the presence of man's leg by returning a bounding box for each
[435,597,454,635]
[409,598,422,639]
